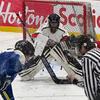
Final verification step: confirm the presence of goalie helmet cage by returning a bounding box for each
[23,0,95,40]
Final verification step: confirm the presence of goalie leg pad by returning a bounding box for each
[19,60,44,81]
[49,45,76,76]
[19,55,52,81]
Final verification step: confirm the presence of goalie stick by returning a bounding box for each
[41,55,71,84]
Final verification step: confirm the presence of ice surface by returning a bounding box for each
[0,32,88,100]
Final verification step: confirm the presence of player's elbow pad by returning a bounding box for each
[60,36,69,42]
[32,33,39,38]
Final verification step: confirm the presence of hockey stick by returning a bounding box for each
[41,55,71,84]
[16,13,34,43]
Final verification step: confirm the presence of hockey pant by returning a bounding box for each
[0,75,16,100]
[0,85,14,100]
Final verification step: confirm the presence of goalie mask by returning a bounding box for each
[76,34,96,51]
[15,40,35,56]
[48,13,60,23]
[48,13,60,28]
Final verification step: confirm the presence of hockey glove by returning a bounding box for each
[46,39,57,48]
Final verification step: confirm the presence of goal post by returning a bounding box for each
[22,0,95,39]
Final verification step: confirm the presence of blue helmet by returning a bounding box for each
[15,40,34,56]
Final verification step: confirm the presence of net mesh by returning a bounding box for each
[53,3,85,35]
[23,1,94,38]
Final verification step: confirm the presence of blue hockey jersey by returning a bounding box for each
[0,50,25,92]
[0,51,25,77]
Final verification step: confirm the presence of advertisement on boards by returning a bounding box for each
[0,0,100,40]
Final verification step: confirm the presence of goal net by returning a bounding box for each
[23,0,95,40]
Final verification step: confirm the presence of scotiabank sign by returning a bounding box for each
[0,0,100,34]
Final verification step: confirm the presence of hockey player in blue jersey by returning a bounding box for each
[0,40,35,100]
